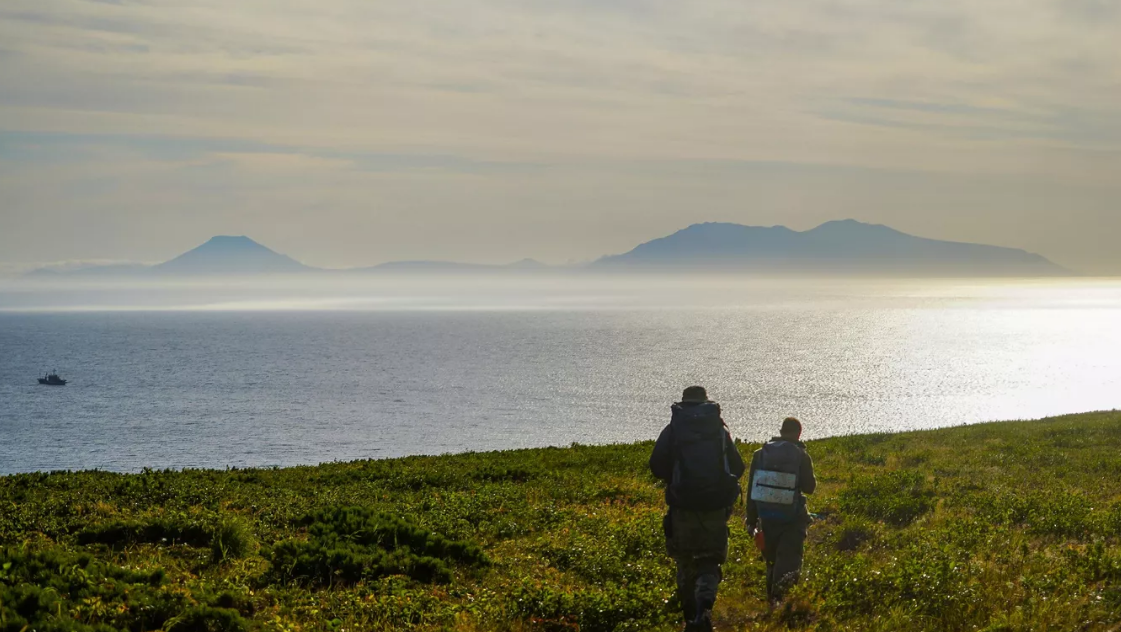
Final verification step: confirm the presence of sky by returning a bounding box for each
[1,0,1119,274]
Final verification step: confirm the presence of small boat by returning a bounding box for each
[38,371,68,386]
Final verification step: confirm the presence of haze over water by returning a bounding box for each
[2,277,1119,474]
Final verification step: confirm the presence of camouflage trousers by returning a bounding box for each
[665,508,731,621]
[761,519,808,601]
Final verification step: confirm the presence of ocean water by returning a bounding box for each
[1,279,1120,474]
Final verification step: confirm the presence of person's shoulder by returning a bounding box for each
[798,443,814,462]
[694,401,721,415]
[757,438,779,453]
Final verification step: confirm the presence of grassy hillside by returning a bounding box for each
[3,412,1120,631]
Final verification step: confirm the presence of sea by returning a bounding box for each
[2,277,1120,474]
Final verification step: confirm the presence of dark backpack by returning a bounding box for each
[669,403,742,511]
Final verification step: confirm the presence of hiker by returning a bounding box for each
[649,386,745,632]
[744,417,817,604]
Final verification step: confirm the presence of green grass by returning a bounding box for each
[3,411,1121,631]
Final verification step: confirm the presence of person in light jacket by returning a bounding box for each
[744,417,817,604]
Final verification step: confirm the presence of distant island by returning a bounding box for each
[154,235,309,275]
[25,236,549,277]
[26,220,1070,278]
[25,236,312,278]
[594,220,1068,276]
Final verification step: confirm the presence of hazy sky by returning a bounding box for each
[1,0,1119,273]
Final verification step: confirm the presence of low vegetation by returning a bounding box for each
[2,411,1120,631]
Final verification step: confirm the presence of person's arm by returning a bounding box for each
[799,450,817,495]
[649,425,674,482]
[744,451,760,528]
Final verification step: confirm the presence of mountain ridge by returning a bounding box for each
[153,235,310,275]
[24,221,1071,278]
[594,219,1067,276]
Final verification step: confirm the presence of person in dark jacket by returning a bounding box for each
[650,386,746,632]
[744,417,817,604]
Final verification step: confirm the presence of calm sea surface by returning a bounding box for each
[2,279,1119,474]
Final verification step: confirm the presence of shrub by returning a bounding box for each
[473,465,539,483]
[899,450,932,468]
[304,506,488,565]
[77,517,211,548]
[535,512,664,584]
[968,489,1099,539]
[813,541,982,623]
[838,470,935,526]
[166,605,251,632]
[1103,501,1121,537]
[210,517,256,563]
[77,512,257,563]
[0,547,221,632]
[269,538,455,585]
[510,581,674,632]
[268,506,487,587]
[833,522,875,552]
[1061,542,1121,583]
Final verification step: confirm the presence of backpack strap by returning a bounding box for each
[721,429,731,476]
[669,425,682,488]
[722,429,743,506]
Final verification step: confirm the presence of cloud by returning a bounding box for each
[0,0,1120,272]
[0,131,542,174]
[1058,0,1121,22]
[0,259,145,278]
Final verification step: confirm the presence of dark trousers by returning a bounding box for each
[761,519,807,601]
[666,508,730,621]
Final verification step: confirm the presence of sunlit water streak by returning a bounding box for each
[1,279,1119,473]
